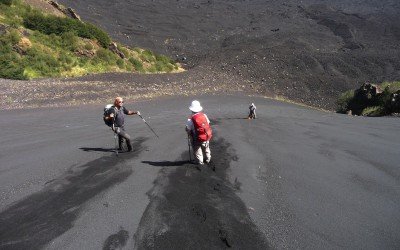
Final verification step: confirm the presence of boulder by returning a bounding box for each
[13,37,32,55]
[75,49,95,57]
[347,83,382,115]
[108,42,125,59]
[66,7,81,20]
[0,24,8,35]
[49,1,81,20]
[354,83,382,100]
[49,1,60,9]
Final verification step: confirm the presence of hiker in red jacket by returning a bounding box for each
[185,100,212,165]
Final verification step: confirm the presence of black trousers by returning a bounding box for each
[114,126,132,151]
[248,110,256,119]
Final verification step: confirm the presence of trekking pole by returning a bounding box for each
[138,114,159,138]
[187,134,192,162]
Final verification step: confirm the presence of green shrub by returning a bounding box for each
[361,106,384,116]
[133,47,141,53]
[59,52,74,65]
[24,47,61,77]
[0,30,26,79]
[0,51,25,79]
[129,57,143,71]
[336,89,354,113]
[119,46,129,58]
[61,31,79,51]
[155,54,172,64]
[95,48,117,64]
[84,22,111,48]
[30,31,63,50]
[0,1,31,26]
[147,65,157,73]
[140,49,154,62]
[125,63,133,71]
[23,12,111,47]
[380,81,400,89]
[378,87,392,107]
[155,61,173,72]
[0,29,21,45]
[84,42,93,50]
[116,58,124,69]
[0,0,13,6]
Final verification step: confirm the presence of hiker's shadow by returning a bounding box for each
[142,160,189,167]
[223,117,248,120]
[79,147,116,153]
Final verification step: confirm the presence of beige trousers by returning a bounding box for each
[193,141,211,164]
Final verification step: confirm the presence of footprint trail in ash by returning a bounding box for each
[136,137,270,249]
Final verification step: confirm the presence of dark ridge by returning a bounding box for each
[0,138,146,250]
[135,136,270,249]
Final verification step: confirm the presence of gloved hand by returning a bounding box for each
[136,111,141,116]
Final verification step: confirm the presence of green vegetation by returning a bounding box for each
[361,106,384,117]
[0,0,182,79]
[336,81,400,116]
[23,11,111,47]
[380,81,400,92]
[129,57,143,72]
[0,0,13,6]
[336,90,354,113]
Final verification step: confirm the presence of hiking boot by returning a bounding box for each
[205,160,215,171]
[195,163,203,171]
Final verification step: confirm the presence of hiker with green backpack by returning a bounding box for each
[104,97,140,152]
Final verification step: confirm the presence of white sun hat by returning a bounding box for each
[189,100,203,112]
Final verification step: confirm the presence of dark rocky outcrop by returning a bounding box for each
[49,1,80,20]
[341,82,400,116]
[348,83,382,114]
[355,83,382,101]
[66,7,81,20]
[0,24,8,35]
[108,42,125,59]
[75,49,95,57]
[389,90,400,113]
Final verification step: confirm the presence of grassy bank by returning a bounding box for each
[0,0,182,80]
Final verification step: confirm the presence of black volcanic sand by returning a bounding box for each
[135,137,269,249]
[57,0,400,109]
[0,138,146,250]
[0,95,399,249]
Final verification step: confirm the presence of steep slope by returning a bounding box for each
[57,0,400,109]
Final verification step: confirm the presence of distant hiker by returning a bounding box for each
[186,100,212,165]
[104,97,140,152]
[248,103,256,119]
